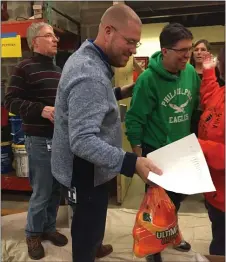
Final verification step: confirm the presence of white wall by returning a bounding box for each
[136,23,225,58]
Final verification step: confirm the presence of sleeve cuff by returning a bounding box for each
[39,103,46,116]
[114,87,123,101]
[203,67,216,78]
[129,140,142,147]
[120,152,137,177]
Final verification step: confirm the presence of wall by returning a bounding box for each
[79,1,112,42]
[6,1,32,20]
[190,25,225,43]
[135,23,225,58]
[49,1,113,41]
[51,1,81,35]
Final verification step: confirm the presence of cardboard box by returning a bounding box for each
[205,255,225,262]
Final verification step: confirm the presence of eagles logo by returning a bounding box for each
[169,100,189,113]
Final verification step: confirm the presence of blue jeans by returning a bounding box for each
[24,136,61,237]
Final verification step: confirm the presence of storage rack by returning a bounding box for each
[1,2,81,191]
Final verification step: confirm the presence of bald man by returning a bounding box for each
[51,4,162,262]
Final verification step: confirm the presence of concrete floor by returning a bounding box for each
[2,175,211,256]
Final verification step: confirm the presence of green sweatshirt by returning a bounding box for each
[125,51,201,149]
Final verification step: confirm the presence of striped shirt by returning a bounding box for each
[4,52,61,137]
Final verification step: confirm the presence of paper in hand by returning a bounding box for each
[147,134,216,195]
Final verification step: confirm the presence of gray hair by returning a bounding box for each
[26,22,52,50]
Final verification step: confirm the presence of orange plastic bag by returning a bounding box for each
[133,186,182,258]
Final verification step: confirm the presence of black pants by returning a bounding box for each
[206,201,225,256]
[70,157,109,262]
[142,143,187,212]
[190,109,203,137]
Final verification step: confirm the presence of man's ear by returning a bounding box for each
[104,25,112,36]
[32,38,36,49]
[161,48,168,56]
[104,25,113,43]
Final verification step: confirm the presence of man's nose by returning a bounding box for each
[130,46,137,55]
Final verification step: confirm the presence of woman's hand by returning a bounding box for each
[203,53,217,69]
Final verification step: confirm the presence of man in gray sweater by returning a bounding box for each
[51,4,162,262]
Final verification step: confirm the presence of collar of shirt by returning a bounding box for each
[88,39,114,77]
[33,52,54,63]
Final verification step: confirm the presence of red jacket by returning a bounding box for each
[198,68,225,212]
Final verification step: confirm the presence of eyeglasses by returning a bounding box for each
[167,46,194,55]
[111,25,141,48]
[35,33,60,41]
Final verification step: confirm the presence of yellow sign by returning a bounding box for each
[1,35,22,58]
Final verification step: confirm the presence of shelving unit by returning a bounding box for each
[1,19,45,37]
[1,4,81,191]
[1,19,79,51]
[2,172,31,191]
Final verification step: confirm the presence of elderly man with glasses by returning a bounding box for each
[125,23,201,262]
[4,22,67,260]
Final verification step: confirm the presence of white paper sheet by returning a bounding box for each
[147,134,216,195]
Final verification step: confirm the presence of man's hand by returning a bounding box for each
[132,146,142,157]
[120,83,135,99]
[135,157,162,185]
[41,106,55,123]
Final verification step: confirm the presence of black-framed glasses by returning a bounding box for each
[167,46,194,55]
[35,33,60,41]
[111,25,141,48]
